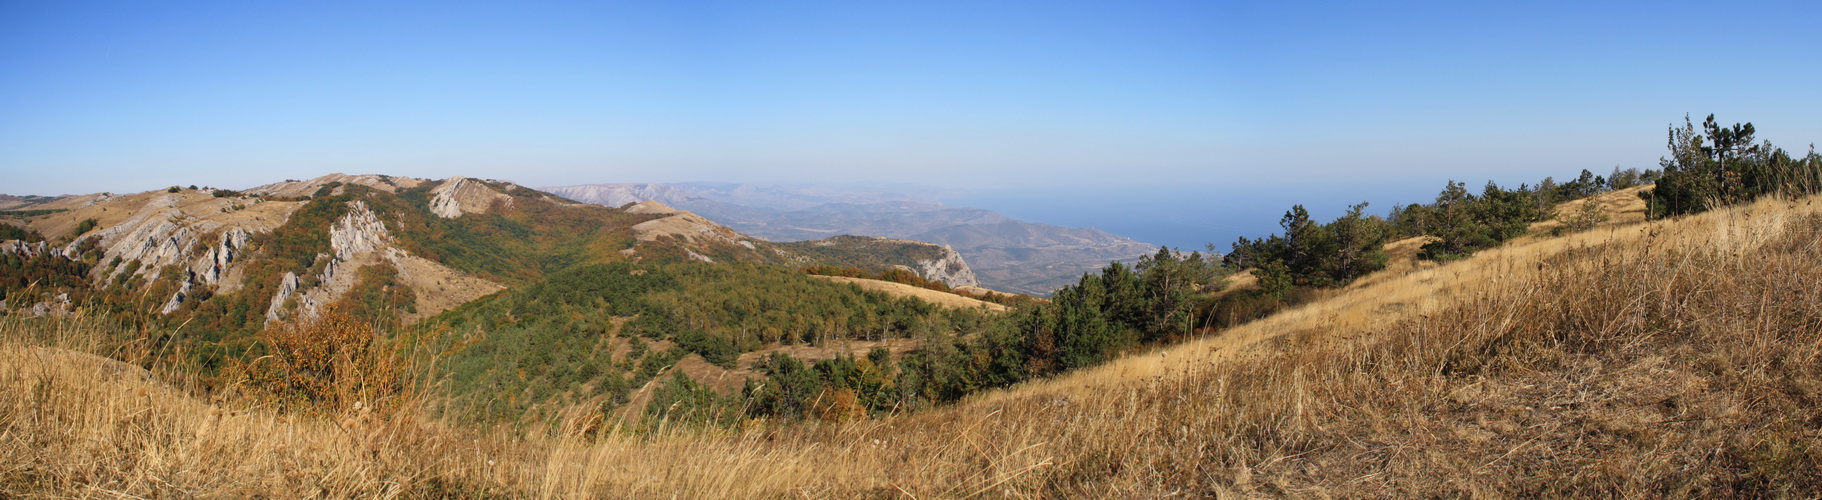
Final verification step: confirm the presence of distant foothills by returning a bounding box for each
[541,182,1159,296]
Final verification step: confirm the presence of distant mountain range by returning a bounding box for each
[543,183,1159,295]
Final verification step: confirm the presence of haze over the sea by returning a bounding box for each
[947,179,1450,253]
[5,1,1821,246]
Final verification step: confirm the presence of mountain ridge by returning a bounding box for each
[0,174,987,326]
[543,182,1159,294]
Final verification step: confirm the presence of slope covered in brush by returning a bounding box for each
[419,261,993,423]
[0,173,986,386]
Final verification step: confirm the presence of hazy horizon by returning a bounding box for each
[0,168,1715,253]
[7,1,1822,234]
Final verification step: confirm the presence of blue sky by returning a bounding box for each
[3,1,1820,211]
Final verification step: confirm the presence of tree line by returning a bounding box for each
[706,117,1809,425]
[1645,114,1822,218]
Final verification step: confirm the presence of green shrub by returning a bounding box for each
[1645,114,1822,218]
[72,218,98,238]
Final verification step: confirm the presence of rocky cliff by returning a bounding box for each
[4,175,509,322]
[910,244,981,288]
[45,189,293,312]
[264,200,395,322]
[428,176,514,218]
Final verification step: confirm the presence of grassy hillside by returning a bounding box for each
[380,180,653,284]
[776,235,949,273]
[7,190,1820,497]
[808,275,1010,312]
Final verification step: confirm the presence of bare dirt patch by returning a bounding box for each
[387,252,505,321]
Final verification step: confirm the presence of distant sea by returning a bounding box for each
[945,181,1438,253]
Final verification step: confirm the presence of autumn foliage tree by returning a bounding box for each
[235,307,404,415]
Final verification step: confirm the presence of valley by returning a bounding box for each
[543,182,1159,295]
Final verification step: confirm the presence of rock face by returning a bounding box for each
[189,229,250,288]
[264,201,394,323]
[29,293,73,318]
[42,191,290,310]
[0,240,47,257]
[429,176,513,218]
[260,199,505,323]
[8,174,508,323]
[266,272,301,323]
[1,186,297,318]
[88,194,195,273]
[160,280,194,314]
[911,245,981,288]
[330,202,390,260]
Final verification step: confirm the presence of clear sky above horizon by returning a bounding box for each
[4,1,1821,200]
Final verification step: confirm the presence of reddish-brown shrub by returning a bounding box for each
[234,307,404,415]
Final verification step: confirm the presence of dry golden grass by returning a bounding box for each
[27,188,302,242]
[811,275,1010,312]
[249,173,428,198]
[388,251,506,322]
[6,194,1822,497]
[0,315,512,497]
[616,339,920,419]
[1519,184,1653,241]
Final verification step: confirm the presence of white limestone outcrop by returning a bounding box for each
[429,176,512,218]
[912,245,981,288]
[262,201,396,323]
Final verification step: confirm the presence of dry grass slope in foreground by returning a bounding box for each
[4,195,1822,497]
